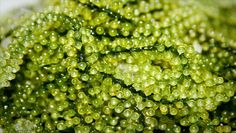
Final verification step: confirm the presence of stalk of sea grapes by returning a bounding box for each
[0,0,235,133]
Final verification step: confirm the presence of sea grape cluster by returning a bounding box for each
[0,0,236,133]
